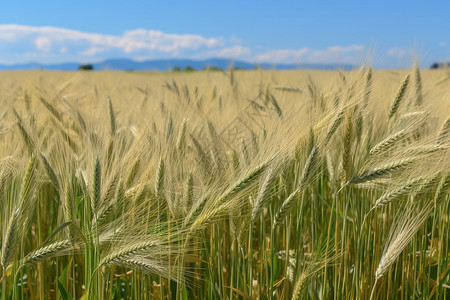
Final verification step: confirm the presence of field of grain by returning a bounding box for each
[0,67,449,299]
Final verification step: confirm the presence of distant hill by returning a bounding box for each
[0,58,354,71]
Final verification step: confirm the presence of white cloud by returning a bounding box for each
[34,37,52,52]
[0,24,369,66]
[0,24,223,62]
[387,47,406,57]
[254,45,364,64]
[80,47,106,56]
[121,29,222,53]
[306,45,365,64]
[215,46,251,58]
[254,48,310,63]
[439,42,446,47]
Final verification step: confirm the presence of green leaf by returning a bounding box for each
[58,279,73,300]
[58,258,72,289]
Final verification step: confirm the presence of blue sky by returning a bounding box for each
[0,1,449,68]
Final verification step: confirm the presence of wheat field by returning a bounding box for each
[0,66,449,299]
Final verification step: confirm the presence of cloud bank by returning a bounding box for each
[0,24,365,65]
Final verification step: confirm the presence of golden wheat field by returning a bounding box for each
[0,67,449,299]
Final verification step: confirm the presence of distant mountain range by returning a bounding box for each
[0,58,354,71]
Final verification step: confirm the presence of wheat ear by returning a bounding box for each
[413,62,423,106]
[108,97,116,136]
[274,147,319,227]
[349,157,415,184]
[100,240,158,266]
[374,202,433,282]
[251,167,274,222]
[155,158,165,197]
[22,240,73,265]
[1,156,38,270]
[388,74,410,119]
[324,111,344,145]
[370,130,406,155]
[91,157,101,214]
[372,177,425,209]
[437,115,450,144]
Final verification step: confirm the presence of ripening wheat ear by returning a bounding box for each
[354,106,364,144]
[155,158,165,198]
[291,247,340,300]
[412,62,423,106]
[437,115,450,144]
[324,111,344,145]
[100,229,190,284]
[186,161,269,233]
[190,134,211,174]
[0,159,15,200]
[108,97,116,136]
[183,194,209,228]
[251,167,275,222]
[299,146,319,186]
[39,152,59,190]
[273,86,301,93]
[342,112,354,181]
[273,146,319,227]
[76,108,87,133]
[363,67,373,108]
[371,176,426,210]
[273,189,301,228]
[186,173,194,209]
[21,237,83,266]
[176,118,187,154]
[268,91,283,117]
[216,161,268,205]
[62,182,77,242]
[388,73,410,119]
[100,240,158,266]
[13,109,35,155]
[25,241,71,265]
[91,157,101,214]
[291,271,309,300]
[92,175,120,228]
[38,96,63,123]
[1,156,38,271]
[434,173,450,205]
[371,201,433,299]
[369,129,407,156]
[126,158,140,187]
[349,157,416,184]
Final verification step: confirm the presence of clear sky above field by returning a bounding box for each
[0,1,449,68]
